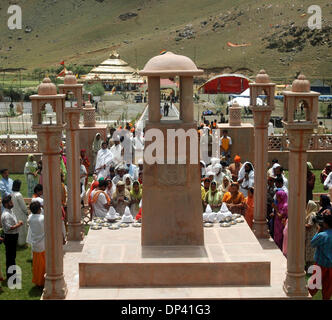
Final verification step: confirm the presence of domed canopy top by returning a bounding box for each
[139,51,203,76]
[292,74,310,93]
[64,71,77,85]
[38,77,57,96]
[255,70,271,84]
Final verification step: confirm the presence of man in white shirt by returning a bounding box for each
[1,195,23,280]
[0,169,13,212]
[90,180,111,218]
[323,171,332,200]
[28,201,45,286]
[110,140,123,167]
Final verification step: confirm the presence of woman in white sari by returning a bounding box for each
[237,161,254,197]
[95,141,113,179]
[123,174,133,192]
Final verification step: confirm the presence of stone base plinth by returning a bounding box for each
[78,222,270,288]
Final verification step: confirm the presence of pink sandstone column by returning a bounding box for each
[65,108,84,241]
[36,128,67,299]
[148,76,161,122]
[282,74,319,297]
[252,110,271,238]
[283,128,312,296]
[250,70,275,238]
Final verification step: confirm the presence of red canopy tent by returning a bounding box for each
[199,74,251,94]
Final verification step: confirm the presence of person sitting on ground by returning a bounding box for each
[213,164,224,187]
[228,155,242,182]
[218,175,231,199]
[309,214,332,300]
[138,171,143,185]
[112,165,126,186]
[105,179,115,200]
[28,201,45,288]
[220,161,232,181]
[222,182,246,215]
[201,178,211,211]
[321,163,332,184]
[123,174,133,192]
[130,181,142,218]
[204,181,223,213]
[90,180,112,218]
[244,187,254,229]
[112,181,131,216]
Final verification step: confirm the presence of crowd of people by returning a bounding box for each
[0,119,331,299]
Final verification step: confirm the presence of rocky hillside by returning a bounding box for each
[0,0,331,80]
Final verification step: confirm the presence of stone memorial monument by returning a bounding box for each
[139,52,204,246]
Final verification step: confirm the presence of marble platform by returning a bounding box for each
[63,220,303,299]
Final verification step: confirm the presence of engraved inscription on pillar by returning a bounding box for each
[158,164,187,186]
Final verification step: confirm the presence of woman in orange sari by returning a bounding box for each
[244,187,254,229]
[222,182,246,215]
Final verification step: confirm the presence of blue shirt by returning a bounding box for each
[0,177,13,199]
[311,229,332,268]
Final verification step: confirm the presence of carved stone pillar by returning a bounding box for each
[229,103,242,126]
[83,101,96,127]
[65,108,84,241]
[283,128,312,297]
[252,109,272,238]
[36,127,67,300]
[282,74,319,297]
[250,70,275,238]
